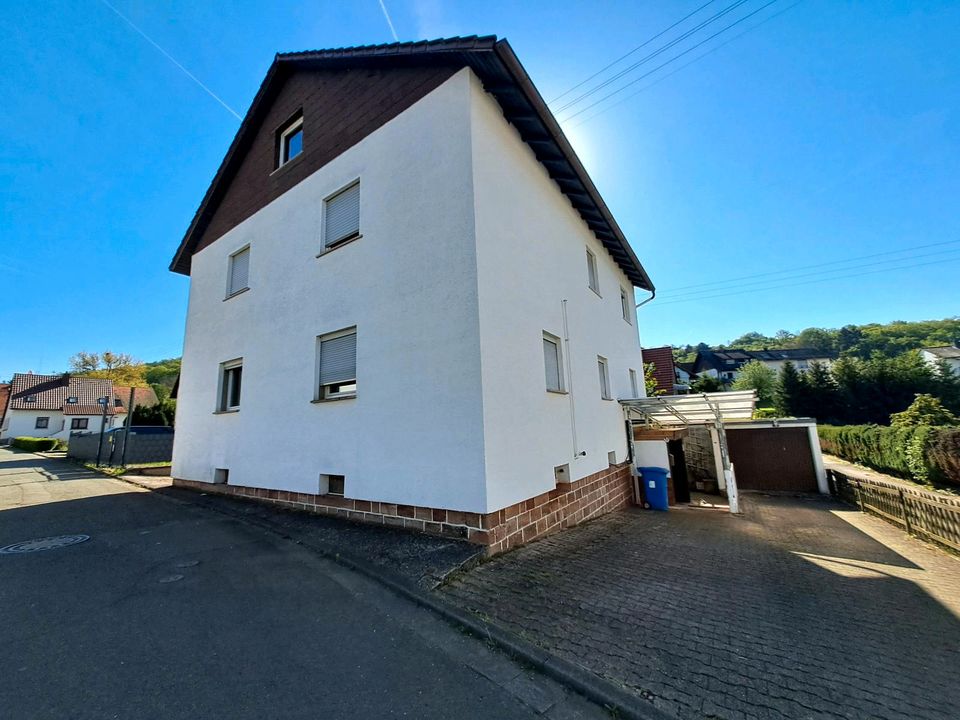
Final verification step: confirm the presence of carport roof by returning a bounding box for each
[621,391,757,426]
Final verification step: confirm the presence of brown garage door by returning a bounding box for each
[726,427,817,492]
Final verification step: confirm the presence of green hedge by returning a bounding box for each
[11,437,60,452]
[818,425,960,488]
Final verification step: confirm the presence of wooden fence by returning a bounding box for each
[828,468,960,553]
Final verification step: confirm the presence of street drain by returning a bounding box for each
[0,535,90,555]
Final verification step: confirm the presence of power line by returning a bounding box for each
[560,0,780,122]
[659,246,960,301]
[549,0,718,105]
[649,255,960,307]
[554,0,750,114]
[569,0,805,129]
[661,239,960,294]
[98,0,242,120]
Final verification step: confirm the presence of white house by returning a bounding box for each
[169,37,658,554]
[1,373,126,442]
[693,348,836,382]
[921,342,960,375]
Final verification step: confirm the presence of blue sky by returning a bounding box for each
[1,1,958,379]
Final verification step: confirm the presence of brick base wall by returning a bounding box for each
[173,462,634,555]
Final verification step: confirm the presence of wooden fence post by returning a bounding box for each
[854,480,863,512]
[898,489,911,535]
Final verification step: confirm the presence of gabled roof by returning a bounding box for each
[114,385,160,410]
[923,344,960,359]
[693,347,837,373]
[9,373,115,411]
[170,36,653,290]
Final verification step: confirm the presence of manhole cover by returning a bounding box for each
[0,534,90,555]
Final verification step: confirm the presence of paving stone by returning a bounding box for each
[441,495,960,720]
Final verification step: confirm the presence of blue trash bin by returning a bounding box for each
[639,466,670,511]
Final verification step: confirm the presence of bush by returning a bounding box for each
[12,437,60,452]
[818,424,960,488]
[753,407,779,419]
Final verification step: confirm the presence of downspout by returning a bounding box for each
[561,300,583,460]
[635,288,655,310]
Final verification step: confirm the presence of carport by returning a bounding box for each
[622,391,757,514]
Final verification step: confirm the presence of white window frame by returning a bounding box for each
[218,358,243,412]
[316,327,357,401]
[598,356,612,400]
[321,180,361,251]
[621,287,633,324]
[629,368,639,398]
[226,245,250,298]
[586,248,600,295]
[543,332,565,393]
[278,116,304,167]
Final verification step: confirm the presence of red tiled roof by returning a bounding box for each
[0,383,10,427]
[641,346,676,395]
[62,404,122,416]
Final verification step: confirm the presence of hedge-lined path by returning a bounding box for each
[823,453,957,494]
[442,495,960,720]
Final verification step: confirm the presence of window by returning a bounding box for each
[114,397,123,407]
[278,116,303,167]
[621,287,632,324]
[323,181,360,249]
[35,417,49,429]
[586,248,600,294]
[543,333,564,392]
[321,474,345,496]
[597,356,611,400]
[227,246,250,297]
[71,418,89,430]
[66,396,78,404]
[317,328,357,400]
[629,368,639,398]
[218,359,243,411]
[25,395,36,403]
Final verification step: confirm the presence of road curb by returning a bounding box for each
[160,484,669,720]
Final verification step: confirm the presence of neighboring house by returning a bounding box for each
[693,348,837,382]
[115,385,160,413]
[921,341,960,375]
[641,346,677,395]
[169,37,656,554]
[675,361,696,390]
[1,373,127,442]
[0,383,10,438]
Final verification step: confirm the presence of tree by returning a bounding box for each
[803,361,841,423]
[890,394,958,428]
[775,361,804,417]
[70,350,146,386]
[143,357,181,389]
[643,363,663,396]
[731,361,777,406]
[690,374,722,393]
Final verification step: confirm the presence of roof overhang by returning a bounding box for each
[169,37,653,290]
[621,390,758,426]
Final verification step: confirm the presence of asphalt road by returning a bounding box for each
[0,448,604,720]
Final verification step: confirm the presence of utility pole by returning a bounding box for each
[95,394,110,467]
[120,386,135,468]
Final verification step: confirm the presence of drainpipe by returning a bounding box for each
[561,299,583,460]
[635,288,656,310]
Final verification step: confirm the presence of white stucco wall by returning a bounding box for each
[173,68,488,511]
[174,67,652,514]
[921,350,960,375]
[467,72,646,511]
[3,410,117,441]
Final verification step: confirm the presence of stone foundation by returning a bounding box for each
[173,462,634,555]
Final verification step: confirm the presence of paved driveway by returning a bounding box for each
[443,494,960,720]
[0,448,604,719]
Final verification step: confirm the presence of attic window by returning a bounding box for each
[25,395,36,403]
[278,116,303,167]
[67,396,78,404]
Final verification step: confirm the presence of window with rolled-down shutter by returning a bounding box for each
[228,247,249,296]
[318,330,357,398]
[324,182,360,248]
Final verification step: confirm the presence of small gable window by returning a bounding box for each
[278,116,303,167]
[25,395,37,403]
[67,396,78,404]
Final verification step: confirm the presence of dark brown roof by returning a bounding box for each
[169,36,653,290]
[114,385,159,410]
[641,346,676,395]
[9,373,116,411]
